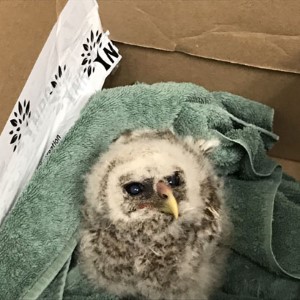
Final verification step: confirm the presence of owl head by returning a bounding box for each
[83,129,221,227]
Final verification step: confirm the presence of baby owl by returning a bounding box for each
[80,129,231,300]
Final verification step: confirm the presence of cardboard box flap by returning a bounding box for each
[99,0,300,74]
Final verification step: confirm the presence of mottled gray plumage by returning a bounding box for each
[80,130,231,300]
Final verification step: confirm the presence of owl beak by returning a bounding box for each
[156,182,179,219]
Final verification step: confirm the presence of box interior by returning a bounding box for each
[0,0,299,180]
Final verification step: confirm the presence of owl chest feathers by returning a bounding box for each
[82,212,220,289]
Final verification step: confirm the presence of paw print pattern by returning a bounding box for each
[9,100,31,152]
[49,65,67,95]
[81,30,104,77]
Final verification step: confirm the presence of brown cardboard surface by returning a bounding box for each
[104,43,300,163]
[99,1,300,162]
[0,0,299,177]
[99,0,300,73]
[273,157,300,182]
[0,0,63,131]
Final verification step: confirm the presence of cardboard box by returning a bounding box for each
[1,0,300,180]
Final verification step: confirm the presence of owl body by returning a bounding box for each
[80,130,231,300]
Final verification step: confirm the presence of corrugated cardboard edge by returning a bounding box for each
[106,39,300,74]
[99,1,300,75]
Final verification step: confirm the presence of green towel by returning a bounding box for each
[0,82,299,299]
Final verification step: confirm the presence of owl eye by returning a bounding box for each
[124,182,144,196]
[166,172,181,187]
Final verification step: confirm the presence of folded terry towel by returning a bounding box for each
[0,82,299,300]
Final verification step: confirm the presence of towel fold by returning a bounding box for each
[0,82,299,299]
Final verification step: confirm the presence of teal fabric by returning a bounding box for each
[0,82,299,299]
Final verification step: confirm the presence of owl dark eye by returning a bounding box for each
[124,182,144,196]
[167,172,181,187]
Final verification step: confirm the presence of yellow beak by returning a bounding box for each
[156,182,179,219]
[161,194,179,219]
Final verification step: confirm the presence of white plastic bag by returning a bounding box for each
[0,0,121,223]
